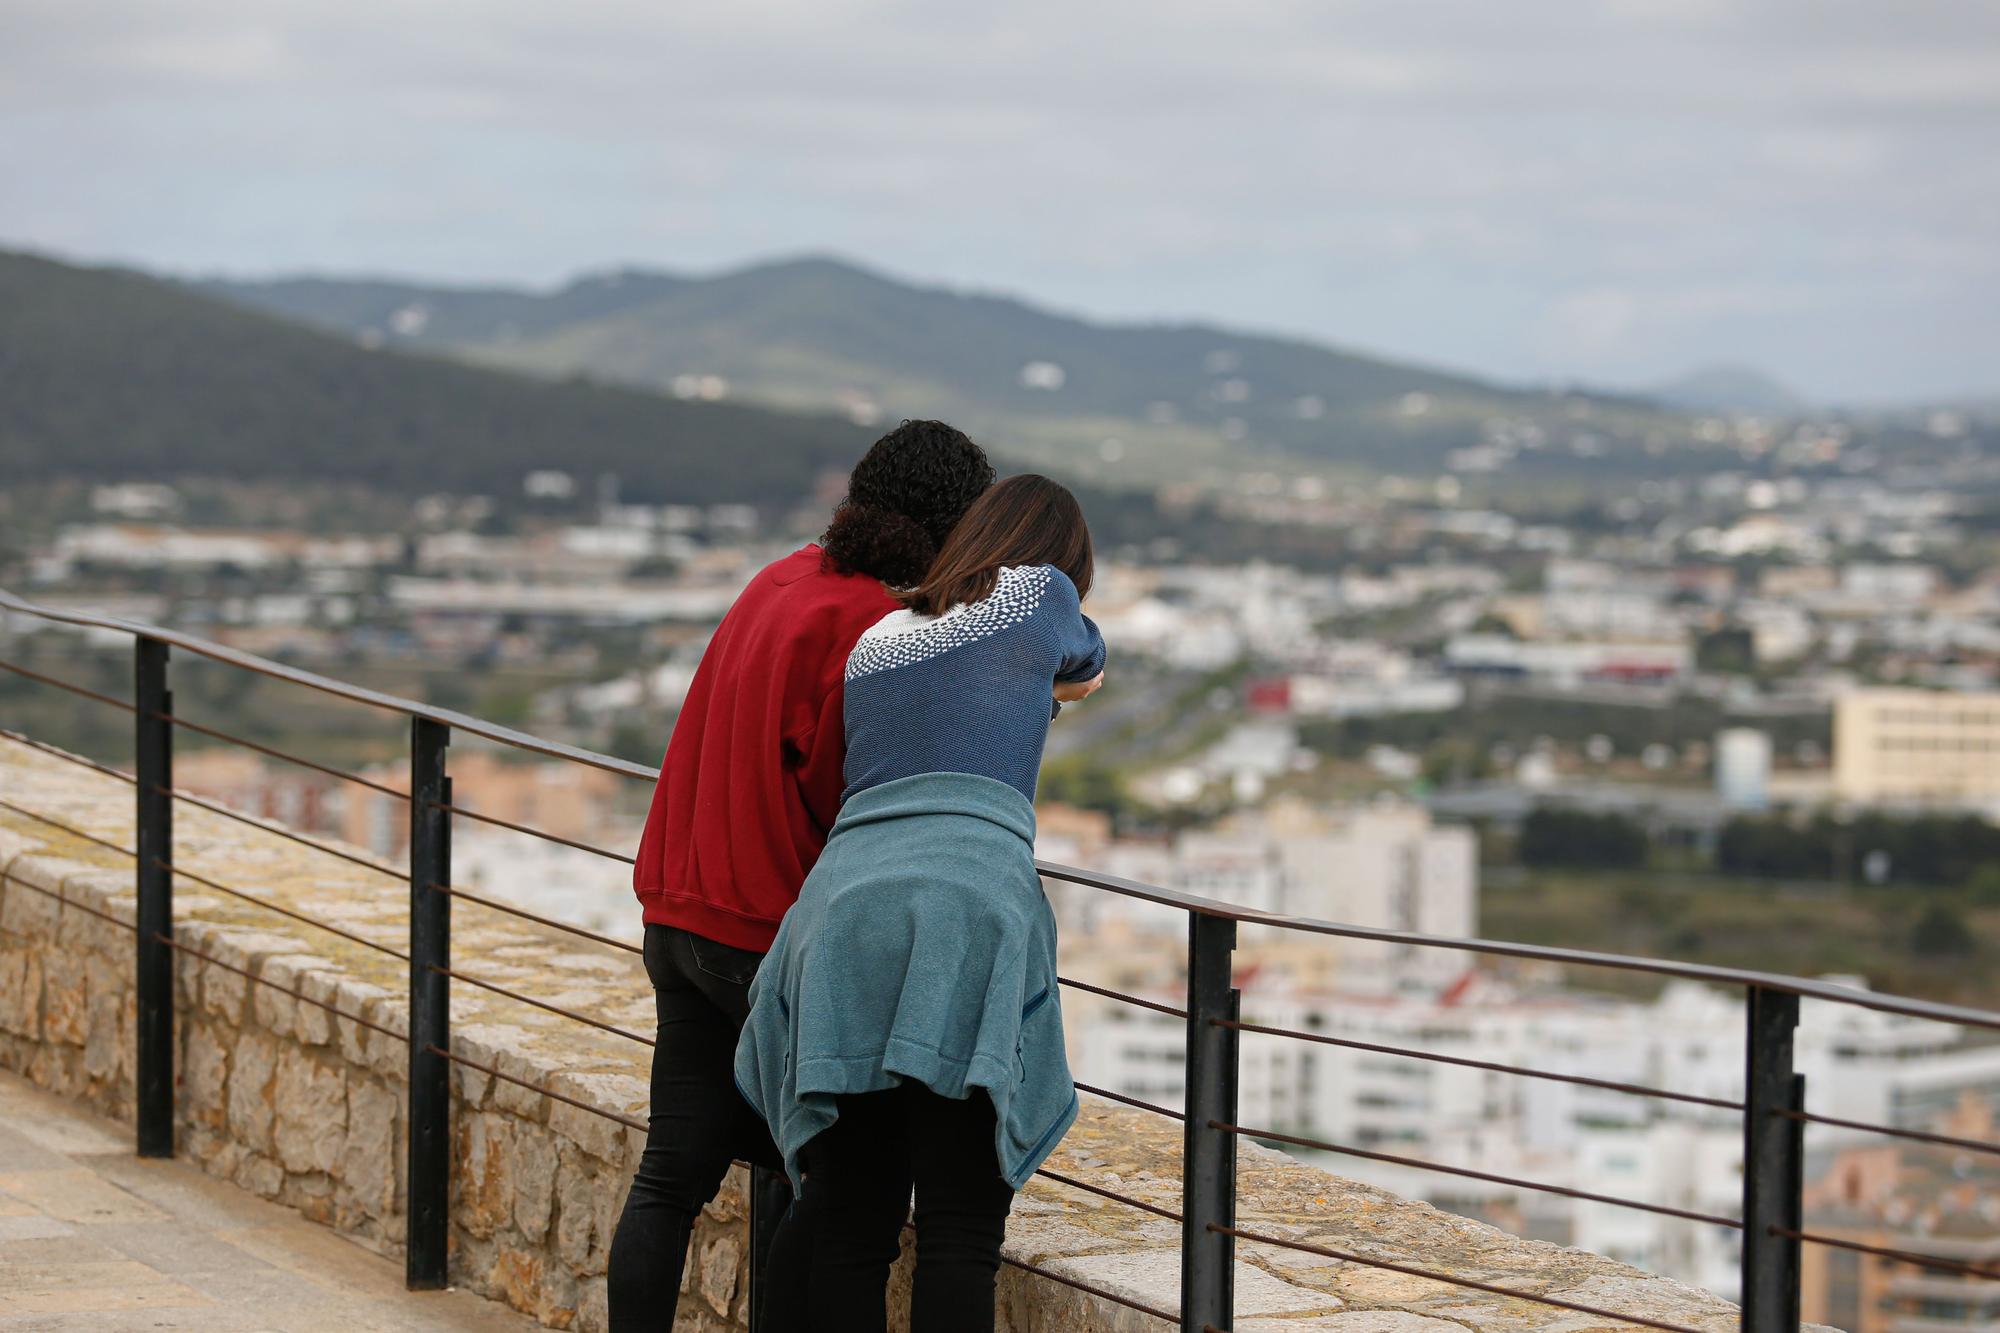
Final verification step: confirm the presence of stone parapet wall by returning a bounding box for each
[0,735,1759,1333]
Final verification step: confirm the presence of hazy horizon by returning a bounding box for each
[4,1,1996,405]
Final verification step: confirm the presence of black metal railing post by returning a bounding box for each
[407,717,451,1290]
[1183,911,1239,1333]
[1740,985,1804,1333]
[134,636,174,1158]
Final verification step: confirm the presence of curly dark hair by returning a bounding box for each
[821,419,995,586]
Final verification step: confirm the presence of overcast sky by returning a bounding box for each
[4,1,1996,403]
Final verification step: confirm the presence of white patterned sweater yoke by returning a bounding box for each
[839,564,1107,805]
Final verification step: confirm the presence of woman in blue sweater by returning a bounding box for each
[736,475,1106,1332]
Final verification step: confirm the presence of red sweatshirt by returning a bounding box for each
[632,544,898,951]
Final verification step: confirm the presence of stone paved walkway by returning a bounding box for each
[0,1069,540,1331]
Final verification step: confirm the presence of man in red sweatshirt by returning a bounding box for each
[608,420,994,1331]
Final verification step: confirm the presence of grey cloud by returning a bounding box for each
[0,0,1994,400]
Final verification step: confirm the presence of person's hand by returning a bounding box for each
[1053,672,1105,704]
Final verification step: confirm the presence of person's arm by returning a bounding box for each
[789,677,849,836]
[1048,570,1107,714]
[1055,611,1107,683]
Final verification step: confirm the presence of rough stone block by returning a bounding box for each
[342,1076,399,1220]
[459,1110,516,1240]
[226,1030,279,1152]
[272,1047,348,1175]
[41,950,86,1045]
[0,947,43,1039]
[513,1121,559,1243]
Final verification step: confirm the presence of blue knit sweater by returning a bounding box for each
[841,564,1107,805]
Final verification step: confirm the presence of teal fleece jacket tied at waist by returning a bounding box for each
[734,771,1078,1193]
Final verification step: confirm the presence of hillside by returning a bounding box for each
[0,251,871,506]
[204,256,1703,483]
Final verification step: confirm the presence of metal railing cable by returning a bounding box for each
[1073,1080,1185,1121]
[159,784,407,880]
[1209,1224,1709,1333]
[430,800,637,865]
[0,728,136,783]
[0,657,136,712]
[157,932,403,1041]
[1209,1118,1742,1229]
[0,589,656,781]
[1775,1228,2000,1281]
[0,796,139,858]
[152,711,410,799]
[1033,860,2000,1034]
[1003,1252,1177,1325]
[426,1045,648,1133]
[0,868,137,933]
[1058,974,1189,1018]
[1776,1107,2000,1159]
[426,882,643,956]
[1213,1016,1746,1111]
[428,963,654,1048]
[1035,1166,1184,1223]
[156,857,410,962]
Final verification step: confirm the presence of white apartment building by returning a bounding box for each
[1042,801,1478,989]
[1067,972,2000,1300]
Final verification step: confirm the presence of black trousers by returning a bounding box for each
[774,1082,1016,1333]
[607,924,793,1331]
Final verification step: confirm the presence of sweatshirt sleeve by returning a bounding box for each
[789,676,849,836]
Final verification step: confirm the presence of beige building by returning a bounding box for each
[1835,687,2000,807]
[1799,1097,2000,1333]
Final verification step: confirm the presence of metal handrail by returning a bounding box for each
[11,582,2000,1333]
[0,587,654,780]
[7,585,1997,1033]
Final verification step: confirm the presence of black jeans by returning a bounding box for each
[778,1082,1016,1333]
[607,924,791,1331]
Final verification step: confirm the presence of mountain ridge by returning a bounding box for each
[0,249,872,505]
[203,252,1611,482]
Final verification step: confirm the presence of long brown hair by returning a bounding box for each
[899,474,1093,616]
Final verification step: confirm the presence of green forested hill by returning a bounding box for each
[208,255,1696,482]
[0,251,871,506]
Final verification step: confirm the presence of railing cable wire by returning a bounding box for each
[1058,975,1188,1019]
[425,1045,647,1132]
[427,883,641,956]
[156,857,410,962]
[1074,1081,1185,1122]
[158,785,406,880]
[0,869,136,932]
[153,932,401,1040]
[0,729,136,783]
[153,712,409,799]
[0,658,136,712]
[0,797,138,858]
[1213,1223,1707,1333]
[1777,1107,2000,1159]
[1034,1166,1183,1223]
[431,800,636,865]
[429,964,653,1047]
[1213,1017,1745,1111]
[1210,1119,1741,1229]
[1777,1227,2000,1281]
